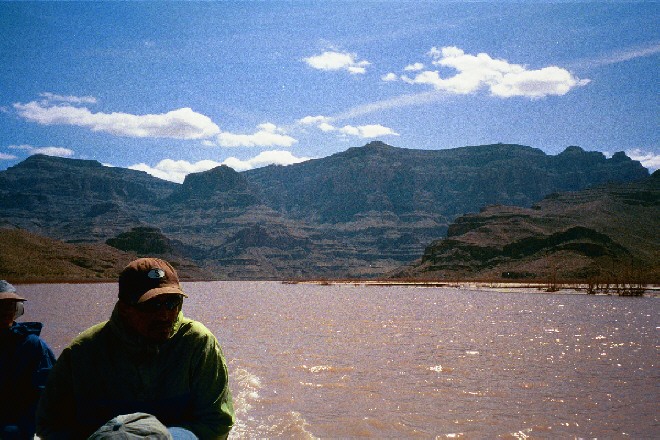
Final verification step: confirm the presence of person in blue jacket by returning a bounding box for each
[0,280,56,440]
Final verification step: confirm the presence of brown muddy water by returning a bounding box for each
[18,282,659,439]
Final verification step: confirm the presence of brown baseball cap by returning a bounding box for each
[118,258,187,304]
[0,280,26,301]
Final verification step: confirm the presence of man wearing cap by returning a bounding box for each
[36,258,234,439]
[1,280,56,440]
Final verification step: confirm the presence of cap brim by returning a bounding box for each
[136,286,188,303]
[0,292,26,301]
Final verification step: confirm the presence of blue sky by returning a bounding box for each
[1,1,658,183]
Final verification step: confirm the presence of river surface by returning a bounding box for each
[18,282,659,439]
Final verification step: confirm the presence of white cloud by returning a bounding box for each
[404,62,425,71]
[297,115,335,132]
[402,70,452,88]
[490,66,589,98]
[222,150,312,172]
[213,123,297,148]
[297,115,398,139]
[626,148,660,171]
[8,144,74,158]
[381,72,398,82]
[298,115,331,125]
[338,124,399,138]
[0,152,18,160]
[333,90,447,120]
[14,100,220,140]
[129,159,222,183]
[303,50,370,74]
[128,151,312,183]
[575,43,660,69]
[39,92,98,105]
[318,122,336,132]
[401,46,590,98]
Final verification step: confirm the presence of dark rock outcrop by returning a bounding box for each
[106,226,174,255]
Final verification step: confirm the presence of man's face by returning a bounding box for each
[119,294,183,343]
[0,300,19,328]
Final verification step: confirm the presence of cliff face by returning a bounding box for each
[245,142,648,222]
[0,154,176,243]
[166,165,259,208]
[0,143,652,279]
[0,154,176,202]
[394,172,659,282]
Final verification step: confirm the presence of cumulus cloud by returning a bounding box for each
[297,115,336,132]
[297,115,398,138]
[400,46,590,98]
[381,72,398,82]
[129,159,222,183]
[298,115,331,125]
[318,122,336,132]
[9,144,74,157]
[404,62,425,71]
[17,94,302,148]
[303,50,370,74]
[627,148,660,171]
[213,123,297,148]
[222,150,312,172]
[129,151,312,183]
[338,124,399,138]
[14,99,220,140]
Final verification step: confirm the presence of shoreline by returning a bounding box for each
[283,279,660,297]
[9,278,658,297]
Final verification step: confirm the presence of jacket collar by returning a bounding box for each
[2,321,43,337]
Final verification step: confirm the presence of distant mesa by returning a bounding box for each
[393,171,659,283]
[165,165,260,209]
[174,165,248,198]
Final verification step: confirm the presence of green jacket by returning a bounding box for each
[36,305,234,439]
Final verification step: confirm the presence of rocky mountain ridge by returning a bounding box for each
[0,141,651,279]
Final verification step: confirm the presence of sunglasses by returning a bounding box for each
[0,301,24,319]
[133,295,183,313]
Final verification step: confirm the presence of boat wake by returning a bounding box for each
[229,367,316,439]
